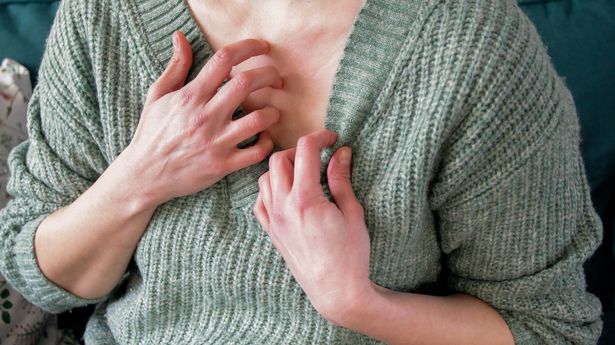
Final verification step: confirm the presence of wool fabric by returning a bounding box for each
[0,0,604,343]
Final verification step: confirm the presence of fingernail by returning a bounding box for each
[261,40,270,51]
[338,147,352,165]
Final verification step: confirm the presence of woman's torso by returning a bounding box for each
[83,0,440,343]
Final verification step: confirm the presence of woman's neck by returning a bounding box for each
[188,0,365,49]
[196,0,361,21]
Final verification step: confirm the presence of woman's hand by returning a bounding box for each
[253,129,373,325]
[121,31,283,208]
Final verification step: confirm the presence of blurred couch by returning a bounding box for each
[1,0,614,343]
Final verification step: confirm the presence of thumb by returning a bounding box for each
[146,31,193,103]
[327,147,363,219]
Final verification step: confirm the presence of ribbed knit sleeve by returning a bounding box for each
[427,1,603,344]
[0,0,111,313]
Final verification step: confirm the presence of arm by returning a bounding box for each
[421,3,603,343]
[253,87,600,345]
[350,3,601,343]
[0,0,115,312]
[340,287,514,345]
[32,149,158,301]
[324,71,603,345]
[253,133,514,345]
[253,2,602,344]
[341,4,602,343]
[423,106,603,344]
[1,0,283,312]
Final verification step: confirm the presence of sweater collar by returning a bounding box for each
[130,0,418,143]
[127,0,420,204]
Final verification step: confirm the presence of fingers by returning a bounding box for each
[218,107,280,146]
[292,129,338,195]
[204,66,283,126]
[147,31,193,103]
[241,87,274,111]
[258,172,273,213]
[253,193,270,234]
[268,149,294,200]
[275,147,297,164]
[327,147,363,219]
[227,131,274,171]
[185,39,272,102]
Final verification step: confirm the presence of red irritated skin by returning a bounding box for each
[253,129,515,345]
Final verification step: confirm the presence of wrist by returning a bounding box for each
[323,280,387,329]
[100,146,161,213]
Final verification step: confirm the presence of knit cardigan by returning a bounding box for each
[0,0,603,343]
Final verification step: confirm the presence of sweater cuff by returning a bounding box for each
[496,311,536,345]
[12,214,110,314]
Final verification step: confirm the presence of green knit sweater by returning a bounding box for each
[0,0,603,343]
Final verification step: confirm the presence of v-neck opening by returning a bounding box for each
[183,0,369,208]
[127,0,420,208]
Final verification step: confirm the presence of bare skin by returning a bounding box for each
[186,0,365,149]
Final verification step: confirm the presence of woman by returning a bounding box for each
[0,0,603,343]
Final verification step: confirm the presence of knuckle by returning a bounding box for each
[209,160,227,177]
[246,111,266,130]
[146,84,160,99]
[296,135,314,150]
[329,170,350,182]
[270,207,286,224]
[187,113,203,132]
[270,150,284,162]
[290,192,314,210]
[170,54,188,69]
[212,47,232,66]
[268,151,284,168]
[352,202,365,215]
[170,54,181,65]
[258,172,269,187]
[232,73,252,92]
[178,87,195,105]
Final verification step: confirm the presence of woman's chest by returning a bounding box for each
[186,1,355,149]
[232,47,345,150]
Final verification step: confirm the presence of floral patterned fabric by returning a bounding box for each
[0,277,79,345]
[0,58,80,345]
[0,58,30,207]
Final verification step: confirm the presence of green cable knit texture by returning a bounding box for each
[0,0,604,343]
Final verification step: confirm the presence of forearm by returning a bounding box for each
[34,149,157,300]
[336,283,515,345]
